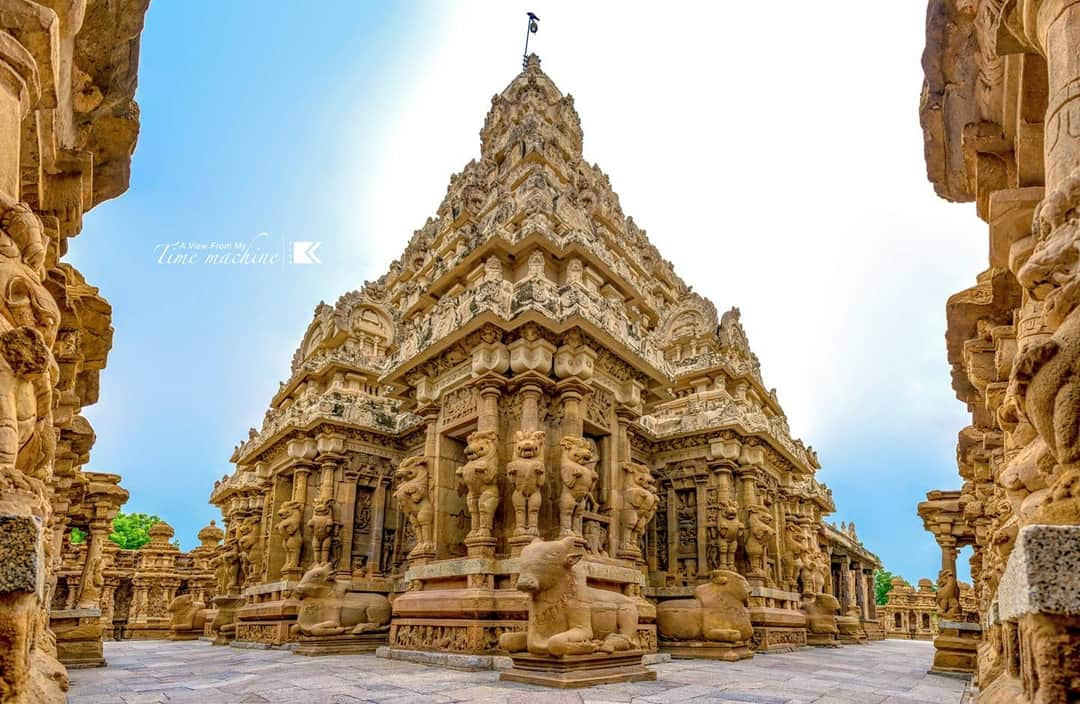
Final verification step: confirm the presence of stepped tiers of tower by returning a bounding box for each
[918,1,1080,702]
[203,56,881,681]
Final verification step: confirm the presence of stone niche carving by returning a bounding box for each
[290,563,390,638]
[457,430,500,539]
[507,430,546,537]
[558,436,597,537]
[393,456,434,558]
[656,570,754,660]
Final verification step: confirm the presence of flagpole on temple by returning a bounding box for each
[522,12,539,69]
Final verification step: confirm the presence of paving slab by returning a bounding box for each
[67,638,963,704]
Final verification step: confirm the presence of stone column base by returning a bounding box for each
[51,609,106,668]
[499,650,656,688]
[806,631,840,647]
[660,639,752,661]
[293,631,388,656]
[930,621,980,675]
[837,615,868,645]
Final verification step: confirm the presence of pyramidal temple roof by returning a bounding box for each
[233,55,819,475]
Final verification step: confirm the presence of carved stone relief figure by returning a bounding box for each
[507,430,546,536]
[276,500,304,570]
[782,519,809,591]
[742,506,775,577]
[620,462,658,558]
[237,516,263,583]
[714,500,742,571]
[309,497,336,564]
[393,456,434,557]
[584,520,608,557]
[937,568,961,620]
[558,436,597,537]
[0,200,60,500]
[456,430,500,538]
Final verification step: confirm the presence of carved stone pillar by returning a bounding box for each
[367,472,390,574]
[76,520,108,609]
[694,476,709,574]
[335,466,359,576]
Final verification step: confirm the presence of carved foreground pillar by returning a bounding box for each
[919,1,1080,699]
[0,1,148,701]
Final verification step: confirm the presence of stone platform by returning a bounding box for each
[69,637,968,703]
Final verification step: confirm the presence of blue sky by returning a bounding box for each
[72,2,984,584]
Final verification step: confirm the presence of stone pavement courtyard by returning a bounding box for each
[68,639,968,704]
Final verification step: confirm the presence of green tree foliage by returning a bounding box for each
[69,526,86,544]
[108,512,162,550]
[875,569,895,605]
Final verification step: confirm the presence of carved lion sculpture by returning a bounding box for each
[237,516,263,582]
[715,501,742,571]
[276,500,304,569]
[656,570,753,650]
[742,506,775,577]
[309,497,336,564]
[558,436,597,537]
[167,594,207,634]
[781,519,808,590]
[937,568,961,619]
[393,455,434,556]
[289,562,391,637]
[498,536,638,657]
[620,462,658,556]
[456,430,500,538]
[507,429,546,537]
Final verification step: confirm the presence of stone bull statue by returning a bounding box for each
[656,569,753,647]
[499,536,639,657]
[289,562,391,637]
[168,594,208,637]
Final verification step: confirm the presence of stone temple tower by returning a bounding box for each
[215,54,876,657]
